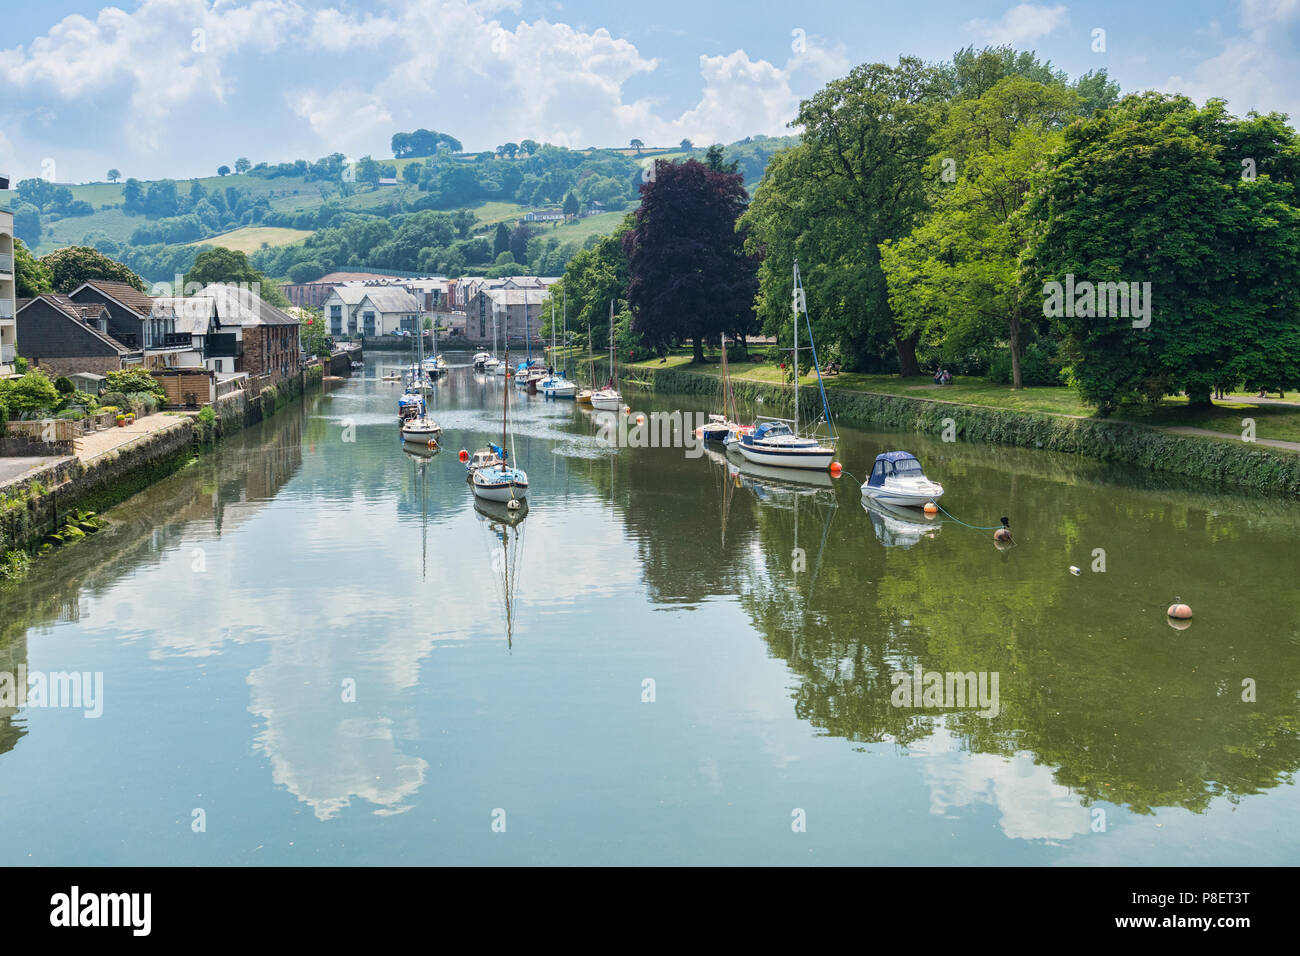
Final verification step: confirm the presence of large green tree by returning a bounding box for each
[184,247,291,307]
[743,57,946,374]
[880,77,1080,387]
[1022,94,1300,413]
[40,246,146,294]
[13,239,53,298]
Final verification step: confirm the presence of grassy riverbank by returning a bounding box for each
[562,350,1300,494]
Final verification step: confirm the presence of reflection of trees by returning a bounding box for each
[607,401,1300,816]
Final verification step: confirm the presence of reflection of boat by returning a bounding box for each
[726,451,836,502]
[475,496,527,649]
[860,451,944,507]
[861,495,942,548]
[474,496,528,526]
[735,261,836,470]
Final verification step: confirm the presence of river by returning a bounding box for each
[1,353,1297,865]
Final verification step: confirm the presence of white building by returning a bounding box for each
[0,201,16,375]
[354,288,421,336]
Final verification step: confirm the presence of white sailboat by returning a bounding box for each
[401,311,442,445]
[734,261,837,471]
[697,332,752,442]
[540,294,577,398]
[472,348,529,504]
[591,299,623,412]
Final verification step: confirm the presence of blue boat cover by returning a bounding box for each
[752,421,792,441]
[875,451,918,463]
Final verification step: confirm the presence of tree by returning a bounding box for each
[13,239,52,298]
[184,247,291,308]
[880,77,1080,388]
[554,222,633,355]
[234,157,251,174]
[492,222,511,259]
[217,165,231,176]
[299,309,331,357]
[743,57,946,374]
[5,370,60,415]
[562,191,580,217]
[12,203,41,246]
[623,159,758,363]
[501,142,519,159]
[704,144,738,174]
[630,139,645,154]
[40,246,146,294]
[1022,94,1300,413]
[107,169,122,183]
[680,139,694,150]
[520,139,540,156]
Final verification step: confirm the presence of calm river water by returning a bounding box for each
[1,353,1297,865]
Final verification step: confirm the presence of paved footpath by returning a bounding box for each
[74,413,191,464]
[1164,426,1300,452]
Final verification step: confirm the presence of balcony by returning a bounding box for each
[0,252,12,275]
[148,332,194,350]
[111,331,139,348]
[0,301,13,320]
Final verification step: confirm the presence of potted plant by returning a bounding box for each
[116,414,127,427]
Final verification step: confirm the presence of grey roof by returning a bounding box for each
[151,296,218,335]
[19,293,129,353]
[326,286,370,305]
[201,283,299,327]
[358,288,420,313]
[483,288,547,307]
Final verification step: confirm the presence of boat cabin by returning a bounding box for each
[866,452,926,486]
[745,420,794,443]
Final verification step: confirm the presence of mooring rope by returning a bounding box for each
[839,468,1010,534]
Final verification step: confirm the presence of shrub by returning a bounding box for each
[125,392,160,415]
[55,409,85,420]
[14,357,28,373]
[99,390,130,410]
[54,376,75,395]
[104,369,165,398]
[986,343,1065,387]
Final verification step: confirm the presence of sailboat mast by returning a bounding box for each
[562,287,567,377]
[792,260,799,433]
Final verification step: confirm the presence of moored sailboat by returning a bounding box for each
[472,348,529,504]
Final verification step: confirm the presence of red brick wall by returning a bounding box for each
[242,326,301,381]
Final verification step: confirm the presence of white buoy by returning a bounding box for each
[1069,566,1081,576]
[507,499,521,511]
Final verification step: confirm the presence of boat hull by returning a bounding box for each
[541,379,578,398]
[472,469,529,502]
[859,482,944,508]
[735,441,835,470]
[591,390,623,411]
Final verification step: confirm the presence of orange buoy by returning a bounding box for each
[622,404,631,415]
[428,439,437,449]
[1167,603,1193,620]
[923,502,938,515]
[458,449,469,462]
[636,414,645,425]
[829,461,842,477]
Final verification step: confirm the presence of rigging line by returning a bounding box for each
[932,503,1007,532]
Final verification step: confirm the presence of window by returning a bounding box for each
[330,304,342,335]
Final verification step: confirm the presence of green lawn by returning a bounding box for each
[183,226,314,254]
[618,349,1300,444]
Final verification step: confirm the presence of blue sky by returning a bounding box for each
[1,0,1297,184]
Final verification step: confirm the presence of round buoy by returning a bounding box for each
[923,502,938,515]
[1167,603,1193,620]
[427,439,437,449]
[507,498,521,511]
[829,462,842,477]
[636,414,645,425]
[994,528,1012,542]
[458,449,469,462]
[622,404,631,415]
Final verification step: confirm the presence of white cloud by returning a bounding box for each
[964,3,1070,46]
[1164,0,1300,120]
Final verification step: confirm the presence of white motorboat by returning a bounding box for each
[540,375,577,398]
[401,417,441,445]
[591,387,623,411]
[859,452,944,507]
[473,351,494,368]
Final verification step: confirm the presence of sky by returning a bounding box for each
[0,0,1297,184]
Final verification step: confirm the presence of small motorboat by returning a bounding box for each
[575,388,593,406]
[696,413,751,442]
[402,417,442,445]
[859,451,944,507]
[473,351,494,368]
[590,385,622,411]
[540,374,577,399]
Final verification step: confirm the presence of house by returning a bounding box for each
[281,271,394,309]
[319,285,369,336]
[15,294,138,377]
[523,209,564,223]
[150,296,224,372]
[466,287,549,345]
[200,283,301,379]
[69,372,106,395]
[68,279,199,370]
[0,206,16,375]
[355,288,421,336]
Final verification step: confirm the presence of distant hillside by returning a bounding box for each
[10,134,797,283]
